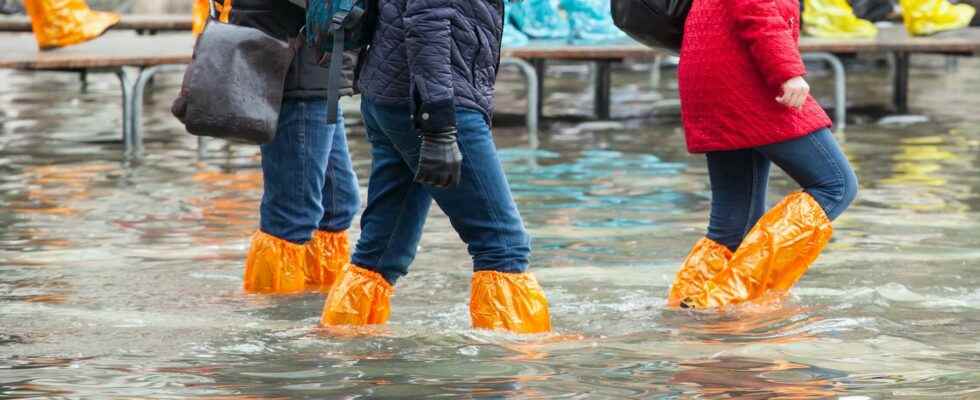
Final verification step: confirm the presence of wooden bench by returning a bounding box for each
[0,33,192,157]
[0,14,193,34]
[0,32,541,158]
[2,25,978,157]
[504,26,980,129]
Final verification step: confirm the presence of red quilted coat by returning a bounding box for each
[678,0,832,153]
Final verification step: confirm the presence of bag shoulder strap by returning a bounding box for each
[325,31,345,123]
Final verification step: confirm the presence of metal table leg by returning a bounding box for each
[500,58,540,149]
[893,51,910,114]
[114,68,135,156]
[198,136,207,160]
[129,65,163,158]
[650,55,663,89]
[803,52,847,131]
[594,60,612,120]
[530,59,546,118]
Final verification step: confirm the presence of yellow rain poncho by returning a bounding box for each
[23,0,120,49]
[901,0,976,35]
[803,0,879,38]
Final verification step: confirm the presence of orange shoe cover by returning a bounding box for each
[667,237,734,308]
[243,231,307,294]
[684,192,833,309]
[23,0,120,50]
[470,271,552,334]
[305,230,350,292]
[320,264,393,326]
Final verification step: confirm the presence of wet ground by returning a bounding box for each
[1,52,979,398]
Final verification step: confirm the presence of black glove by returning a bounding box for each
[415,127,462,188]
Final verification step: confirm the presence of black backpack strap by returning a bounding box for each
[325,31,345,124]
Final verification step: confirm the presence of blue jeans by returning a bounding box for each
[259,99,360,244]
[351,99,531,285]
[706,128,858,251]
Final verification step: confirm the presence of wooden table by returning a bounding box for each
[0,33,542,157]
[504,26,980,119]
[0,14,193,34]
[1,33,195,157]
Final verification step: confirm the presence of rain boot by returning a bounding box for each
[900,0,975,35]
[470,271,552,333]
[320,264,393,326]
[22,0,120,50]
[243,231,307,294]
[803,0,879,38]
[305,230,350,292]
[667,238,734,308]
[683,192,833,309]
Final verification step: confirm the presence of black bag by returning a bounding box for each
[611,0,693,53]
[171,0,295,144]
[849,0,897,22]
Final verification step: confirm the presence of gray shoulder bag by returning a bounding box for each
[171,0,295,144]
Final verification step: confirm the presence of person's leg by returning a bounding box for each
[362,106,549,333]
[306,113,361,291]
[244,99,332,294]
[705,149,771,252]
[321,99,432,326]
[684,128,854,308]
[667,149,769,307]
[756,128,858,220]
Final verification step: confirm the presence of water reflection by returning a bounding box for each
[2,58,980,398]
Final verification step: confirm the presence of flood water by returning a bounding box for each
[1,53,979,398]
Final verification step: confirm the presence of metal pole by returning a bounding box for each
[802,52,847,132]
[594,60,612,120]
[500,58,540,149]
[114,68,135,157]
[893,51,910,114]
[130,65,162,159]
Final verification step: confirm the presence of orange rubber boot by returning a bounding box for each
[22,0,120,50]
[667,237,734,308]
[243,231,307,294]
[683,192,833,309]
[470,271,552,334]
[320,264,393,326]
[305,230,351,292]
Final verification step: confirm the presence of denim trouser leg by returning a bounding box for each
[260,99,359,244]
[351,99,532,285]
[318,118,360,232]
[706,128,858,251]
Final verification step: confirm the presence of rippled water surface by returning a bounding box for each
[1,53,979,399]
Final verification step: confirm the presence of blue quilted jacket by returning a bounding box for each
[358,0,505,131]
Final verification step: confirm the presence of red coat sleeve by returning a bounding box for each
[731,0,806,89]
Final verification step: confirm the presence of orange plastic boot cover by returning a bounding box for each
[320,264,393,326]
[687,192,833,309]
[305,230,350,291]
[667,237,734,308]
[23,0,120,49]
[470,271,552,334]
[243,230,307,294]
